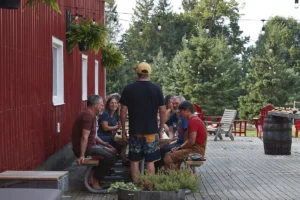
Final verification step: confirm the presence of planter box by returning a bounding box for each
[118,188,185,200]
[0,0,20,9]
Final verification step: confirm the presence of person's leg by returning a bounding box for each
[164,148,192,169]
[130,161,140,183]
[88,146,116,189]
[128,135,143,183]
[144,134,161,174]
[155,142,181,171]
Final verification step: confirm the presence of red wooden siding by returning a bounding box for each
[0,0,106,172]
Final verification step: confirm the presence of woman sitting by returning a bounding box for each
[97,96,129,165]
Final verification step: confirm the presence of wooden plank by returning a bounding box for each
[83,159,99,165]
[0,171,68,181]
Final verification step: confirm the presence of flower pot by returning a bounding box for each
[117,188,185,200]
[78,41,89,52]
[0,0,21,9]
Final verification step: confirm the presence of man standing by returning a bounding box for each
[120,62,167,182]
[72,95,116,189]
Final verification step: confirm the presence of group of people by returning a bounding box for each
[71,62,207,190]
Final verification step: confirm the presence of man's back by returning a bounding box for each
[120,81,164,134]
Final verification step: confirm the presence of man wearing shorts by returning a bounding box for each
[120,62,167,182]
[164,101,207,169]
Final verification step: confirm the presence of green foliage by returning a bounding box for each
[23,0,61,13]
[67,18,108,53]
[107,182,140,193]
[136,168,200,192]
[102,45,125,69]
[239,16,300,121]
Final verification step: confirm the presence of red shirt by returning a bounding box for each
[188,116,207,144]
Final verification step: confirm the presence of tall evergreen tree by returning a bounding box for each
[132,0,155,23]
[239,16,300,121]
[105,0,122,44]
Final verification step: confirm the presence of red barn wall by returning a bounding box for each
[0,0,106,171]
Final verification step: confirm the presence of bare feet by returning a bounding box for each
[92,176,102,190]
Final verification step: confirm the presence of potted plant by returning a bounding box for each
[67,17,108,53]
[107,168,200,200]
[101,44,125,69]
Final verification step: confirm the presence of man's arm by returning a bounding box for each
[95,136,110,147]
[181,131,196,148]
[120,105,128,141]
[158,105,167,138]
[77,129,90,164]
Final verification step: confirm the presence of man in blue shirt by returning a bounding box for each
[155,96,188,171]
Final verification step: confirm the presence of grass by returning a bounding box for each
[234,127,297,137]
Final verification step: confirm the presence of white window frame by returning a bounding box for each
[52,36,64,106]
[95,60,99,95]
[82,55,88,101]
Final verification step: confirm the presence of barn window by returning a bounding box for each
[52,37,64,106]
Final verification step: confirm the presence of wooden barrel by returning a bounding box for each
[263,115,292,155]
[118,188,185,200]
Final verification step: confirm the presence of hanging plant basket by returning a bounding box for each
[78,41,90,52]
[101,44,125,69]
[0,0,21,9]
[66,17,108,53]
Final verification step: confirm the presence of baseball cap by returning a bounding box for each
[136,62,152,75]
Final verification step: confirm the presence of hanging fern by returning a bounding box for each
[67,17,108,53]
[23,0,61,13]
[101,45,125,69]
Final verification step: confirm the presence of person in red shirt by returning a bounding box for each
[164,101,207,169]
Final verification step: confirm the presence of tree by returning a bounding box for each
[239,16,300,121]
[105,0,122,44]
[132,0,155,24]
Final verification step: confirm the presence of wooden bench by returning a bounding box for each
[0,188,62,200]
[185,161,205,173]
[0,171,69,192]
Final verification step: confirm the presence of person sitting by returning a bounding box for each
[155,96,188,172]
[72,94,116,189]
[97,96,129,165]
[164,101,207,169]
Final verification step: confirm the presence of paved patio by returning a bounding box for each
[65,136,300,199]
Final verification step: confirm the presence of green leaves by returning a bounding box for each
[67,18,108,53]
[101,45,125,69]
[136,168,200,192]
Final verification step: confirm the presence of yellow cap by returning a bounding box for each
[136,62,152,75]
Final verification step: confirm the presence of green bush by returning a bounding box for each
[101,45,125,69]
[136,168,200,193]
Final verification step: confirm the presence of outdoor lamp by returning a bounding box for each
[139,29,143,36]
[205,25,210,34]
[269,48,273,53]
[186,39,189,43]
[158,23,161,30]
[261,26,265,35]
[296,0,299,9]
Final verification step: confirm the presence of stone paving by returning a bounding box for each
[65,136,300,200]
